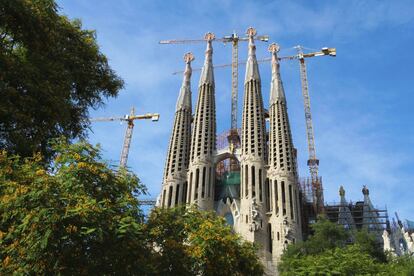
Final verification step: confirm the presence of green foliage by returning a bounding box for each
[383,254,414,275]
[146,206,264,276]
[279,217,414,276]
[354,229,387,263]
[0,139,151,275]
[280,244,383,276]
[0,140,264,275]
[0,0,124,161]
[283,217,349,259]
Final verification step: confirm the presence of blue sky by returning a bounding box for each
[58,0,414,220]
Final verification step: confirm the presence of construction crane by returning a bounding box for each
[173,45,336,213]
[294,45,336,214]
[160,27,269,147]
[90,107,160,168]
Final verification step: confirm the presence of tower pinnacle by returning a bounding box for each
[188,35,216,209]
[176,52,194,111]
[199,32,215,86]
[269,43,285,103]
[339,185,345,197]
[245,27,260,83]
[161,52,194,208]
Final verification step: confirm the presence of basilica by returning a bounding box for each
[158,28,301,272]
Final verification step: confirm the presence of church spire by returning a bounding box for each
[199,32,215,86]
[267,41,302,264]
[187,34,216,210]
[338,185,356,231]
[160,52,194,208]
[176,52,194,111]
[245,27,260,83]
[239,26,267,244]
[269,43,285,104]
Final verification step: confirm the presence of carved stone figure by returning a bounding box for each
[283,217,293,241]
[249,198,261,232]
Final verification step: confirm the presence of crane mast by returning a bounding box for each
[163,35,335,215]
[90,107,160,168]
[120,107,135,168]
[172,46,335,202]
[296,45,332,214]
[231,36,238,131]
[90,108,160,206]
[160,28,269,147]
[297,48,319,176]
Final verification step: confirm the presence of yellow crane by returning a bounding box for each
[173,45,336,214]
[294,46,336,214]
[90,107,160,168]
[160,27,269,147]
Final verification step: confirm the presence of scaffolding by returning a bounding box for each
[299,183,389,242]
[215,129,241,202]
[324,203,388,229]
[324,186,389,244]
[298,176,324,238]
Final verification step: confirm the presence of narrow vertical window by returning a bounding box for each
[265,178,270,212]
[275,180,279,214]
[259,169,262,202]
[195,168,199,200]
[182,182,188,204]
[175,184,180,205]
[168,185,173,207]
[268,223,272,253]
[208,167,211,197]
[295,190,299,222]
[252,166,256,198]
[189,172,193,202]
[282,181,286,216]
[162,189,166,207]
[289,184,294,219]
[245,165,249,198]
[241,166,243,197]
[202,167,206,198]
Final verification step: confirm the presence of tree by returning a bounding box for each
[0,0,123,161]
[354,229,387,263]
[383,254,414,275]
[0,140,264,275]
[281,217,349,260]
[279,217,414,276]
[280,244,384,276]
[146,206,264,276]
[0,139,153,275]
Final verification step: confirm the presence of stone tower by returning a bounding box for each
[160,52,194,208]
[187,33,216,210]
[239,27,268,246]
[159,29,306,272]
[267,43,302,263]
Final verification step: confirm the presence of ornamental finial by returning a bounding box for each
[184,52,195,63]
[204,32,215,41]
[362,185,369,195]
[268,43,280,53]
[339,186,345,197]
[246,27,257,37]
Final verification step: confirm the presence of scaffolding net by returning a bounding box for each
[215,130,241,202]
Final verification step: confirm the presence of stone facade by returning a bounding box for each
[161,52,193,208]
[267,43,302,265]
[159,28,302,272]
